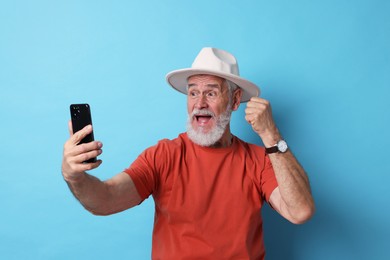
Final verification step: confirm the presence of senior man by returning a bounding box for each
[62,47,315,259]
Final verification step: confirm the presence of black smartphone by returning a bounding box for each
[70,103,96,163]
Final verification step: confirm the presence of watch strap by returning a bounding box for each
[265,145,279,154]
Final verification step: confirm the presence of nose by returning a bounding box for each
[195,94,208,109]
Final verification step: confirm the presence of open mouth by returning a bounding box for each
[192,109,214,126]
[195,115,212,124]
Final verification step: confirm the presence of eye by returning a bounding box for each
[188,91,199,98]
[207,91,217,97]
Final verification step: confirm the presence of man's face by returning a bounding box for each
[187,75,230,131]
[186,74,233,146]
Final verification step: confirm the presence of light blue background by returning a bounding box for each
[1,0,389,259]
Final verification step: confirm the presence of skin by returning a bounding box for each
[62,122,141,215]
[245,97,315,223]
[62,74,314,223]
[187,75,241,147]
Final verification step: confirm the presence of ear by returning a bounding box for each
[232,88,242,111]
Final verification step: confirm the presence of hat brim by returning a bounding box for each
[166,68,260,102]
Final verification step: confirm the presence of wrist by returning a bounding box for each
[63,171,87,184]
[259,128,282,147]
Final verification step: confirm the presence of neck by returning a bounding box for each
[209,127,233,148]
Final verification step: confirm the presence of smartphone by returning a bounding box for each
[70,103,96,163]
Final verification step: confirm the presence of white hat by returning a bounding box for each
[166,47,260,102]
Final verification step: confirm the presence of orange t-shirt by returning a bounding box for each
[125,133,278,260]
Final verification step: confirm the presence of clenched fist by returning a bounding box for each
[245,97,281,147]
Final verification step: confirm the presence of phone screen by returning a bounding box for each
[70,104,96,163]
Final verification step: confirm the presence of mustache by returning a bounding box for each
[191,109,215,118]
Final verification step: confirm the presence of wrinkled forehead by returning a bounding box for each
[187,75,229,94]
[187,74,225,87]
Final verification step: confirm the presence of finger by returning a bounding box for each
[82,160,103,171]
[73,148,103,164]
[245,114,256,125]
[249,97,268,103]
[68,159,103,173]
[68,141,103,158]
[68,120,73,136]
[70,125,93,145]
[247,98,269,108]
[245,106,261,115]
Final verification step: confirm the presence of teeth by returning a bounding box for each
[192,110,214,121]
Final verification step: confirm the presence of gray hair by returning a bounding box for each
[225,80,239,108]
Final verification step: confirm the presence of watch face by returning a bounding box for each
[277,140,288,153]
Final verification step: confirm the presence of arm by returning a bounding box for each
[245,97,315,224]
[62,121,142,215]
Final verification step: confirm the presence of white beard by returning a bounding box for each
[186,108,232,147]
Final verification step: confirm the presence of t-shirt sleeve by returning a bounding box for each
[124,145,160,201]
[260,154,278,203]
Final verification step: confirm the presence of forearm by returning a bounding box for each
[269,151,312,203]
[64,172,112,215]
[245,97,315,222]
[261,131,314,223]
[269,151,314,215]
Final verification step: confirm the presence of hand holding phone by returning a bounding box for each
[70,104,97,163]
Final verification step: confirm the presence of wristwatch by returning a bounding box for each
[265,140,288,154]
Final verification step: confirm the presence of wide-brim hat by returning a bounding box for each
[166,47,260,102]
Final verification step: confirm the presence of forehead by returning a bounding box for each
[187,74,225,87]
